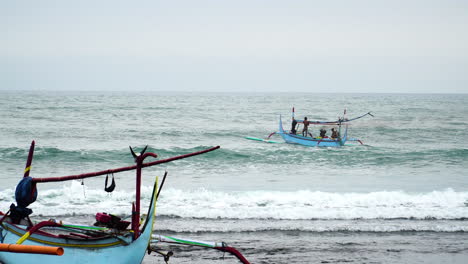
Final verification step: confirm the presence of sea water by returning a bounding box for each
[0,91,467,263]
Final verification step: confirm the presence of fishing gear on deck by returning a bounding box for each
[94,212,130,230]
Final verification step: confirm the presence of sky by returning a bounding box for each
[1,0,468,93]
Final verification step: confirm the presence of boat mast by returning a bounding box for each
[133,151,157,240]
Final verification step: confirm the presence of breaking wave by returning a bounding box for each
[1,183,467,222]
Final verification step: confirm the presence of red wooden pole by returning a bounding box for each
[32,146,220,183]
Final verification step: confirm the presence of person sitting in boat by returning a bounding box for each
[291,118,298,134]
[319,128,327,138]
[302,117,310,137]
[331,128,339,139]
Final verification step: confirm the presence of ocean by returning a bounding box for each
[0,91,467,263]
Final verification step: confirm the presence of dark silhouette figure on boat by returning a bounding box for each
[291,118,297,135]
[320,128,327,138]
[302,117,310,137]
[331,128,339,139]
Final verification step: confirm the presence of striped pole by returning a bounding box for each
[24,140,35,177]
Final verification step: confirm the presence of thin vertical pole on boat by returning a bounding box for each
[24,140,35,178]
[131,202,137,239]
[133,151,158,240]
[134,157,142,240]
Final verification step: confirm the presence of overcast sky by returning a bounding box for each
[1,0,467,93]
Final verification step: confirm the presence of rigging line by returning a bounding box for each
[81,179,86,198]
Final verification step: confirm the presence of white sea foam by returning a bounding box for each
[1,183,467,221]
[154,218,468,233]
[156,188,468,220]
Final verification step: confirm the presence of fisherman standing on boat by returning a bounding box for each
[291,118,298,134]
[302,117,310,137]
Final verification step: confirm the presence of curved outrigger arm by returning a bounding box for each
[150,234,251,264]
[338,111,374,124]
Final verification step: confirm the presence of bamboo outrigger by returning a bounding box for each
[0,141,250,264]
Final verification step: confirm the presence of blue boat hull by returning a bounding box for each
[0,179,158,264]
[278,117,347,147]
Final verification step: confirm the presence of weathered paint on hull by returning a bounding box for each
[0,234,147,264]
[0,181,157,264]
[279,117,347,147]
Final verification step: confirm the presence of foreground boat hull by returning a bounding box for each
[278,117,347,147]
[0,180,157,264]
[0,235,147,264]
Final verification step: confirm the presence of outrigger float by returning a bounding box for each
[248,108,373,147]
[0,141,250,264]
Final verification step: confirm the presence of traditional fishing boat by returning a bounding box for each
[0,141,250,264]
[274,108,373,147]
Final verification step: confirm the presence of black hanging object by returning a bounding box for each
[105,173,116,192]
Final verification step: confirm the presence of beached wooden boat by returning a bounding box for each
[275,109,373,147]
[0,141,250,263]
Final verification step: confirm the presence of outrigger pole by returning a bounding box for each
[151,234,251,264]
[339,111,374,123]
[31,146,220,183]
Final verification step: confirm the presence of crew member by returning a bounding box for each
[331,128,339,139]
[291,118,297,134]
[302,117,310,137]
